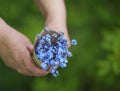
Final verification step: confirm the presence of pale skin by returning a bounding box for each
[0,0,70,76]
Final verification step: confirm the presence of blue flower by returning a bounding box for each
[58,36,64,41]
[44,45,49,49]
[47,51,53,59]
[60,63,67,68]
[52,70,59,77]
[67,51,72,57]
[46,34,51,38]
[60,31,64,35]
[64,59,68,63]
[50,60,56,66]
[52,33,57,38]
[41,62,49,70]
[41,36,46,40]
[39,39,45,43]
[45,27,50,32]
[71,39,77,45]
[50,68,56,73]
[36,34,41,38]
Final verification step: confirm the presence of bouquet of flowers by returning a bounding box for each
[33,27,77,77]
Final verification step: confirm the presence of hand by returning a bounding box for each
[45,21,71,47]
[0,18,49,76]
[34,0,70,46]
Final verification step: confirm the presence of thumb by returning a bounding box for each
[26,43,34,55]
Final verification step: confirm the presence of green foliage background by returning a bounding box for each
[0,0,120,91]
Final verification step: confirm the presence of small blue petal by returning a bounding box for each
[60,63,67,68]
[71,39,77,45]
[46,34,51,38]
[55,70,59,74]
[50,68,56,73]
[67,51,72,57]
[53,65,58,69]
[58,36,64,41]
[64,59,68,63]
[52,70,59,77]
[41,63,49,70]
[50,60,56,66]
[52,73,58,77]
[40,39,45,43]
[36,34,41,38]
[60,31,64,35]
[52,33,57,38]
[45,27,50,32]
[41,36,46,39]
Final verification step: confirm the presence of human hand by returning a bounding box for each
[34,0,70,47]
[45,22,71,47]
[0,18,49,76]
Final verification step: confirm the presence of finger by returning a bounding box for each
[14,59,34,76]
[22,51,49,76]
[68,41,71,48]
[16,67,33,76]
[67,36,71,48]
[26,42,34,55]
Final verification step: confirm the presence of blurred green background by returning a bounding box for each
[0,0,120,91]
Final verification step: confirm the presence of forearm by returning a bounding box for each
[34,0,67,30]
[0,18,5,42]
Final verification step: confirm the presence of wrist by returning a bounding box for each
[45,16,67,31]
[45,21,67,33]
[46,14,66,26]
